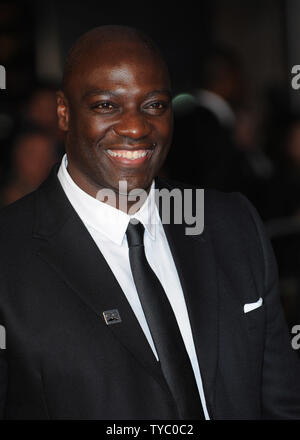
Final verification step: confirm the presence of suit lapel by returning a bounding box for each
[156,178,219,414]
[33,170,167,390]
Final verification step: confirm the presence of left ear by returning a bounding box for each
[56,90,69,131]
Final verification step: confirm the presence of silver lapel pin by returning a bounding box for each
[103,309,122,325]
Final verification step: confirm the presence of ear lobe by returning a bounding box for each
[56,90,69,131]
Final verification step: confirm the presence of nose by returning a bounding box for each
[113,110,151,139]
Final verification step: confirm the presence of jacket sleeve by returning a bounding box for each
[237,193,300,419]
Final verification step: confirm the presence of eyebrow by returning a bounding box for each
[82,90,119,99]
[145,89,172,99]
[82,88,172,100]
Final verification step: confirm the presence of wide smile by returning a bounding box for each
[105,148,153,166]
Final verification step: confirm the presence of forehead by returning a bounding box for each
[67,42,170,97]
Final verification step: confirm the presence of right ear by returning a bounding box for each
[56,90,69,131]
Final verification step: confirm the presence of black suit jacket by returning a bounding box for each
[0,168,299,420]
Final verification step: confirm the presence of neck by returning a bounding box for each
[66,164,151,215]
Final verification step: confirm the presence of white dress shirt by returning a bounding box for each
[57,154,209,419]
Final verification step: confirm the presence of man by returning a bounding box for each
[0,25,299,420]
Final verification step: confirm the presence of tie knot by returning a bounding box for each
[126,220,145,248]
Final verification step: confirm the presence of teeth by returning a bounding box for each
[107,149,148,160]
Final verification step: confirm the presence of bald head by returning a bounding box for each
[62,25,170,96]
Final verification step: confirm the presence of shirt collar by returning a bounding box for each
[57,154,157,245]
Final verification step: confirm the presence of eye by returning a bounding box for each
[148,101,166,110]
[144,100,169,114]
[91,101,117,113]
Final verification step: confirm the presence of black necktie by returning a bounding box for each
[126,220,205,420]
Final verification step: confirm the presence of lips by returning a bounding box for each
[105,146,154,166]
[107,149,148,160]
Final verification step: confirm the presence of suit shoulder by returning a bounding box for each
[205,189,253,216]
[0,189,37,235]
[158,177,262,237]
[204,189,263,237]
[157,177,252,216]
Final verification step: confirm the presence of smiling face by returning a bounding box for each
[57,35,173,202]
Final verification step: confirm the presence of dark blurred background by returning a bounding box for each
[1,0,300,331]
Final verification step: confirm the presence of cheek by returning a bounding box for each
[70,110,109,142]
[155,120,173,156]
[156,114,173,141]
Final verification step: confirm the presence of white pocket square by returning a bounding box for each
[243,297,263,314]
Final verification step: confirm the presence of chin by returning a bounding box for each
[127,178,152,193]
[112,175,149,192]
